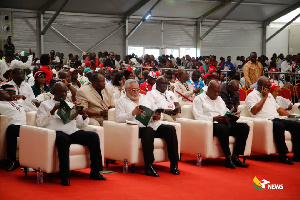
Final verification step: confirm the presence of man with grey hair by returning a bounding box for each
[115,79,180,177]
[192,80,250,169]
[220,80,240,112]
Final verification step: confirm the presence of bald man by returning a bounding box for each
[76,73,114,126]
[37,82,106,186]
[192,80,250,169]
[220,80,240,112]
[246,76,300,164]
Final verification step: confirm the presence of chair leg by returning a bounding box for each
[266,155,270,162]
[206,158,210,166]
[130,164,135,173]
[106,158,109,167]
[24,167,28,176]
[48,173,53,182]
[243,156,246,163]
[179,153,182,161]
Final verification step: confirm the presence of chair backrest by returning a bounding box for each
[238,105,251,117]
[295,85,300,99]
[239,89,247,101]
[108,108,116,121]
[181,105,194,119]
[279,88,291,101]
[246,89,253,95]
[290,84,294,96]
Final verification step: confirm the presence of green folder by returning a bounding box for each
[135,105,163,126]
[57,100,79,124]
[224,111,240,128]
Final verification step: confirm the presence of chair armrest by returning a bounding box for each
[251,120,275,154]
[176,118,214,158]
[80,125,104,164]
[19,125,56,173]
[103,121,139,163]
[0,115,8,160]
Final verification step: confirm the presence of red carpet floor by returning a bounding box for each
[0,153,299,200]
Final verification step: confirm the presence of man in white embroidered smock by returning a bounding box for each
[269,83,292,110]
[115,79,180,177]
[147,76,180,122]
[37,82,106,186]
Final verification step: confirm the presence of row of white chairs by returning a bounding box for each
[0,103,298,178]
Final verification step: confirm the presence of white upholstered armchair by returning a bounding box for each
[103,108,181,172]
[238,105,293,156]
[19,111,104,180]
[176,105,253,164]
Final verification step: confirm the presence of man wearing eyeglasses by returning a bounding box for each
[246,76,300,164]
[103,52,115,68]
[115,79,180,177]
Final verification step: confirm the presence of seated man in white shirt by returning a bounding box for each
[147,77,180,122]
[192,80,250,169]
[7,68,38,110]
[246,76,300,164]
[115,79,180,177]
[0,88,27,172]
[37,82,106,186]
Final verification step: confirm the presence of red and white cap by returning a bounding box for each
[149,71,157,79]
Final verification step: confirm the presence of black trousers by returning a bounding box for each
[6,124,20,161]
[139,124,179,166]
[213,122,249,157]
[272,118,300,158]
[56,130,103,178]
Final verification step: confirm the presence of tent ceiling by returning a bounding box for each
[0,0,299,22]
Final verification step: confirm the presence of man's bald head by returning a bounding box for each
[53,82,68,101]
[207,80,220,100]
[257,76,271,93]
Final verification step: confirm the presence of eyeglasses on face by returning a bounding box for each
[128,88,140,92]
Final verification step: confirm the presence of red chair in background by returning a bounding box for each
[246,89,253,96]
[279,88,291,101]
[239,88,247,101]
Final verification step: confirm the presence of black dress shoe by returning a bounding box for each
[61,178,70,186]
[6,161,20,172]
[232,158,249,168]
[279,157,294,165]
[89,172,107,180]
[225,158,236,169]
[145,165,159,177]
[170,164,180,175]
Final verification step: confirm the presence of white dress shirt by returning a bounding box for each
[0,60,9,81]
[0,101,26,125]
[36,100,89,135]
[10,56,33,70]
[192,92,229,122]
[146,89,178,110]
[26,73,35,87]
[276,96,291,110]
[245,89,280,119]
[115,95,162,130]
[7,80,35,101]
